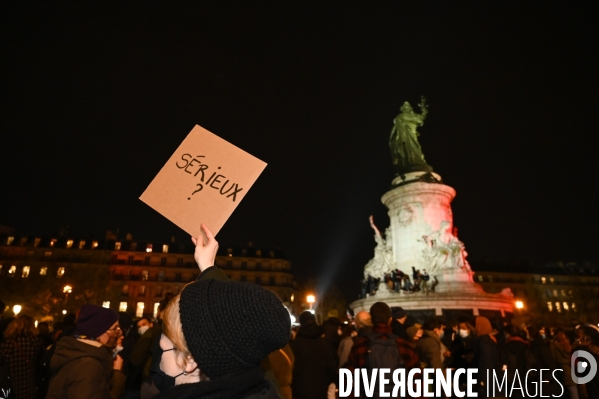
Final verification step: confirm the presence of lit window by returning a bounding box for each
[50,239,57,247]
[102,301,110,309]
[9,265,16,277]
[550,277,555,284]
[6,236,14,245]
[561,289,566,297]
[119,302,127,312]
[136,302,145,317]
[122,285,129,294]
[79,240,86,249]
[115,242,121,250]
[547,302,553,311]
[92,241,99,249]
[162,245,168,253]
[553,290,558,297]
[256,250,262,257]
[572,303,577,311]
[291,294,294,303]
[57,267,65,278]
[139,286,146,296]
[34,238,41,247]
[555,302,561,313]
[541,277,546,284]
[146,244,153,253]
[40,267,47,276]
[478,275,484,282]
[154,303,160,317]
[142,270,148,281]
[22,266,30,278]
[563,302,569,311]
[66,240,73,249]
[44,251,52,259]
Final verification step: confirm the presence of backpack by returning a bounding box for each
[364,332,404,398]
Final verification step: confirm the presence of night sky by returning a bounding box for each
[1,3,597,301]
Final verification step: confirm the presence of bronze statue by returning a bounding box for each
[389,97,433,173]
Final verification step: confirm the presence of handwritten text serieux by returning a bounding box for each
[176,154,243,202]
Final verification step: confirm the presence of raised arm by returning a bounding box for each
[191,223,219,273]
[369,215,382,238]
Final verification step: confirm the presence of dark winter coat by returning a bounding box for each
[289,321,336,399]
[46,336,125,399]
[473,334,501,398]
[0,333,43,399]
[154,366,281,399]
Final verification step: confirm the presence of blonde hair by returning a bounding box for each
[162,294,193,369]
[4,315,37,339]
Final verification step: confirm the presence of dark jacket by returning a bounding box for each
[46,336,125,399]
[473,334,501,398]
[154,366,280,399]
[415,330,445,369]
[0,333,43,399]
[290,322,336,399]
[390,318,409,341]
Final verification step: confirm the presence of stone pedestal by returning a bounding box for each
[351,171,514,320]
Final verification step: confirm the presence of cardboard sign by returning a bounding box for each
[140,125,267,237]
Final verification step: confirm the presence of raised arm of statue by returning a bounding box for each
[369,215,382,239]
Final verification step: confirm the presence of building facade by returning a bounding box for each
[0,233,298,321]
[473,260,599,326]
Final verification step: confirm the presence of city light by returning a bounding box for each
[63,285,73,294]
[515,300,524,309]
[307,294,316,310]
[62,310,67,314]
[13,304,22,316]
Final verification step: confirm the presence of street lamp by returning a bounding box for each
[307,294,315,310]
[515,300,524,310]
[13,304,22,316]
[63,285,73,307]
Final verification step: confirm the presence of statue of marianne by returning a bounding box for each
[389,97,433,173]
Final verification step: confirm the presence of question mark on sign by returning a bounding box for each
[188,183,203,200]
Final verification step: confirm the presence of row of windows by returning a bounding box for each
[0,265,64,278]
[6,237,279,259]
[102,301,160,318]
[547,302,576,313]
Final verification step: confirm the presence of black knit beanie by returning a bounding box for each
[179,279,291,379]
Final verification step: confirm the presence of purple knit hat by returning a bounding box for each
[76,304,119,339]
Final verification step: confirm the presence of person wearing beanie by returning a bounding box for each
[46,304,126,399]
[390,306,410,341]
[290,311,337,399]
[150,224,291,399]
[472,316,502,397]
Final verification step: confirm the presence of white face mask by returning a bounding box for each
[138,325,150,336]
[459,329,470,338]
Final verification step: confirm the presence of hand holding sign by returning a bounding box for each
[191,224,219,272]
[140,125,267,237]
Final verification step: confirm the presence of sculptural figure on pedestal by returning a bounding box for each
[364,215,394,279]
[421,221,472,272]
[389,97,433,174]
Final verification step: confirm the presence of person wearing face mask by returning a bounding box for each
[152,226,291,399]
[416,317,449,373]
[130,316,162,395]
[46,304,126,399]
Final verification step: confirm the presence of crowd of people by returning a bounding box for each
[0,224,598,399]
